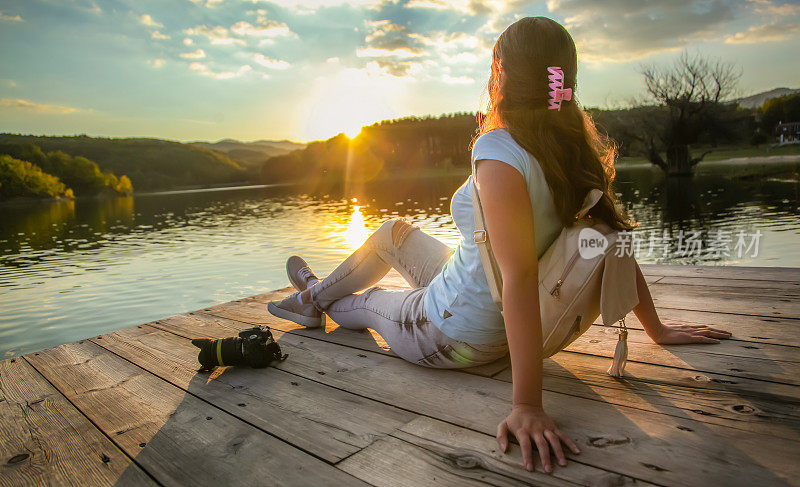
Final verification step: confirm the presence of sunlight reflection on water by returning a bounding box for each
[339,204,369,250]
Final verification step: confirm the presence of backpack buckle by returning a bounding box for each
[473,230,487,243]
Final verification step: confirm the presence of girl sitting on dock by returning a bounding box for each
[268,16,731,475]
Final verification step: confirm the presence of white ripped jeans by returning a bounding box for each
[307,218,509,368]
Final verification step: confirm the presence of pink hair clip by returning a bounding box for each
[547,66,572,111]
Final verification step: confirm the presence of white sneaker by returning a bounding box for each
[267,292,325,328]
[286,255,320,291]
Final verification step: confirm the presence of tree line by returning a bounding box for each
[0,144,133,201]
[0,134,247,193]
[257,113,478,184]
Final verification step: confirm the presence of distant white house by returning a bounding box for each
[776,121,800,144]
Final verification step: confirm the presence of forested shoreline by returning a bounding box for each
[0,143,132,201]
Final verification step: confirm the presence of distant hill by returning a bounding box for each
[189,139,306,166]
[735,87,800,109]
[0,134,246,191]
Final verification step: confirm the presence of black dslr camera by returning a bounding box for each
[191,325,287,372]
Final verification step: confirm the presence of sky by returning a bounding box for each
[0,0,798,143]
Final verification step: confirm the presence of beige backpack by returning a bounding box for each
[470,168,639,376]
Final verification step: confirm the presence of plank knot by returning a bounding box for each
[588,436,631,448]
[730,404,756,415]
[445,450,484,469]
[7,453,29,465]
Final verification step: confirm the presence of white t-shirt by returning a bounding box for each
[424,128,563,344]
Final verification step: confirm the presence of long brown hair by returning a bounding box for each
[476,17,634,231]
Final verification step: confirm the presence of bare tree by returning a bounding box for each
[638,52,741,175]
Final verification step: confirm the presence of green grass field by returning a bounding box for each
[618,143,800,165]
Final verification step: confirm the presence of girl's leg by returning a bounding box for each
[307,217,452,312]
[325,287,509,368]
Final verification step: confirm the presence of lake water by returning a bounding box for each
[2,161,799,357]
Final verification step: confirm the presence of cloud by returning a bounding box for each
[188,0,225,7]
[547,0,737,62]
[184,25,246,46]
[725,20,799,43]
[259,0,385,13]
[411,31,480,50]
[253,53,290,70]
[180,49,206,59]
[749,0,800,16]
[442,74,475,84]
[139,14,164,28]
[231,20,293,38]
[442,51,480,64]
[189,62,252,79]
[406,0,497,15]
[183,38,194,46]
[410,30,484,63]
[358,20,428,58]
[0,98,79,114]
[1,79,17,87]
[356,46,426,58]
[367,59,423,76]
[0,10,23,22]
[0,12,22,23]
[148,59,166,68]
[151,31,171,40]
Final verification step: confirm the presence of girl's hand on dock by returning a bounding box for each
[496,404,580,474]
[650,322,732,345]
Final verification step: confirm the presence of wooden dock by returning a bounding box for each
[2,264,799,486]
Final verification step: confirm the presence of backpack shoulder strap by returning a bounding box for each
[471,160,504,311]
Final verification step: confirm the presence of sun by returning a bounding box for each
[302,66,403,141]
[345,126,362,139]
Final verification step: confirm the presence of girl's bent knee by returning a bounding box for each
[387,217,418,248]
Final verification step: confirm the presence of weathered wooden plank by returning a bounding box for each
[656,275,800,291]
[24,341,369,487]
[89,322,415,463]
[491,352,800,441]
[648,282,800,318]
[0,358,155,487]
[152,311,800,487]
[345,416,654,487]
[342,436,538,487]
[202,294,510,378]
[587,324,800,363]
[565,326,800,385]
[640,264,800,282]
[593,309,800,348]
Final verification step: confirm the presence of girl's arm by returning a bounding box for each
[475,160,580,474]
[633,262,732,344]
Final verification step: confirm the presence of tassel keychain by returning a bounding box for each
[607,318,628,378]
